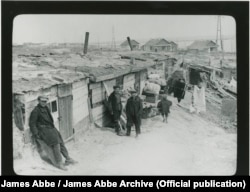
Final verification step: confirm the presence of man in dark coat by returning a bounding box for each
[173,78,186,103]
[29,95,77,170]
[108,85,123,135]
[157,94,172,123]
[126,89,143,137]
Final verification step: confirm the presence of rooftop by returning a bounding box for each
[188,40,218,50]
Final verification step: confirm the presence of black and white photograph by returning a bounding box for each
[12,14,238,175]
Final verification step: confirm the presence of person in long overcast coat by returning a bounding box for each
[126,89,143,137]
[108,85,123,135]
[29,95,77,170]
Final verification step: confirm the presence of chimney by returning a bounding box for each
[83,32,89,54]
[127,37,133,51]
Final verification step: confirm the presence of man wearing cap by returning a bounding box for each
[108,85,123,135]
[126,89,143,137]
[29,95,77,171]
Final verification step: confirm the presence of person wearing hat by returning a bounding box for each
[29,95,77,171]
[125,89,143,137]
[108,85,123,135]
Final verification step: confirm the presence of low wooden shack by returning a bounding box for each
[13,71,89,143]
[187,64,219,85]
[68,58,160,128]
[50,71,89,139]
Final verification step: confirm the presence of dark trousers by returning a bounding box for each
[126,116,141,136]
[52,142,69,164]
[113,110,122,133]
[161,112,169,119]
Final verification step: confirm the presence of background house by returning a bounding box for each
[170,41,178,52]
[187,40,218,53]
[120,39,140,50]
[142,38,178,52]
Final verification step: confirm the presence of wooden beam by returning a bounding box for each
[92,92,105,104]
[92,104,107,119]
[87,97,94,123]
[89,82,102,90]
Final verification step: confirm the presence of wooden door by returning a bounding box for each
[58,95,73,141]
[58,84,73,141]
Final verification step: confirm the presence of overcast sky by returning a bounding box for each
[13,15,236,44]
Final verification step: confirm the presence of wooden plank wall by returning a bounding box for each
[58,84,72,97]
[74,115,90,140]
[72,80,89,129]
[123,73,135,91]
[90,79,116,125]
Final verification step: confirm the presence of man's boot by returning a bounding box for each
[65,157,78,166]
[57,162,68,171]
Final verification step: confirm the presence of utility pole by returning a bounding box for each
[216,16,224,53]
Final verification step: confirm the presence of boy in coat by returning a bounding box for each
[126,89,143,137]
[157,94,172,123]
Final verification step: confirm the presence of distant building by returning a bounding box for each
[169,41,178,52]
[188,40,218,53]
[120,40,140,50]
[142,38,178,52]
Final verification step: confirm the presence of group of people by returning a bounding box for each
[108,85,143,137]
[28,69,204,171]
[28,86,145,170]
[108,84,174,135]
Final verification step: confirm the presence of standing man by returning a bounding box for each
[29,95,77,171]
[173,78,186,103]
[108,85,123,135]
[126,89,143,138]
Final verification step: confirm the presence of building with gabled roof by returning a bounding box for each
[120,39,140,50]
[142,38,178,52]
[188,40,218,53]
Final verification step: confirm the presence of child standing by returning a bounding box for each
[157,94,172,123]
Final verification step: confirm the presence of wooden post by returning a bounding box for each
[87,97,94,124]
[83,32,89,55]
[127,37,133,51]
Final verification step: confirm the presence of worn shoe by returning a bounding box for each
[57,163,68,171]
[117,132,123,136]
[65,158,78,166]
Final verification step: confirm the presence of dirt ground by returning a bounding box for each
[14,93,237,176]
